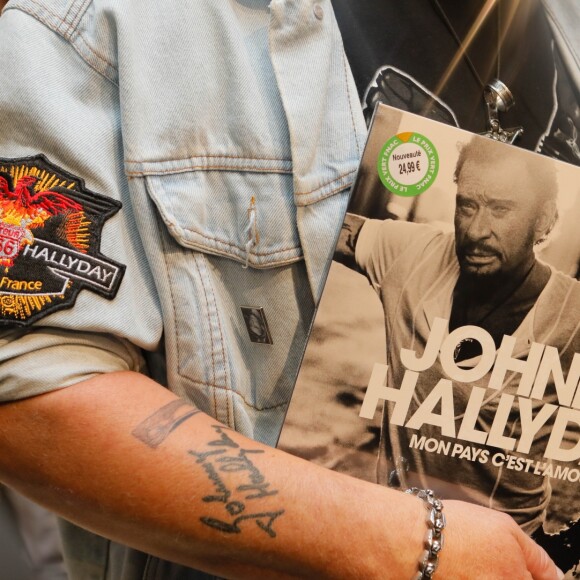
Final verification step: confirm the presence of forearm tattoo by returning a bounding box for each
[132,403,284,538]
[190,425,284,538]
[132,400,202,448]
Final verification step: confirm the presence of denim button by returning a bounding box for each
[313,4,324,20]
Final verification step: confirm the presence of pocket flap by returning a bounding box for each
[145,168,303,268]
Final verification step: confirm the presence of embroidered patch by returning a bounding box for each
[0,154,125,325]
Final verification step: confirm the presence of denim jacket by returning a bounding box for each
[0,0,366,433]
[0,1,366,577]
[0,0,577,578]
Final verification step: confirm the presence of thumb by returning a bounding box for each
[518,532,563,580]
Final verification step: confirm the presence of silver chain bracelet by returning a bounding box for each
[405,488,446,580]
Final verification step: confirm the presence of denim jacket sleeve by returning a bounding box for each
[0,1,366,447]
[0,5,156,401]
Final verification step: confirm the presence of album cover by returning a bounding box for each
[277,104,580,575]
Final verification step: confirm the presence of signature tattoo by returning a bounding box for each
[132,400,202,448]
[190,425,285,538]
[201,511,284,537]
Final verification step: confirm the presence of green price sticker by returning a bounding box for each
[377,132,439,197]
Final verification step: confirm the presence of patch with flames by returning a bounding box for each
[0,155,125,325]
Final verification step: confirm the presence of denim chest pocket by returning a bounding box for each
[135,166,315,440]
[144,164,303,269]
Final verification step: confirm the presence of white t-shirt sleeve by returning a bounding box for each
[355,218,437,290]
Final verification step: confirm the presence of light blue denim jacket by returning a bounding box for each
[0,1,367,436]
[0,1,366,578]
[0,0,577,578]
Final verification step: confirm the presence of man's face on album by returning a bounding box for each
[453,155,544,278]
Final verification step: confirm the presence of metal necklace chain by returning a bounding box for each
[429,0,524,144]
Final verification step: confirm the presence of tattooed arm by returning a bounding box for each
[0,371,560,579]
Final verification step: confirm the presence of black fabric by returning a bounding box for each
[333,0,580,165]
[532,520,580,574]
